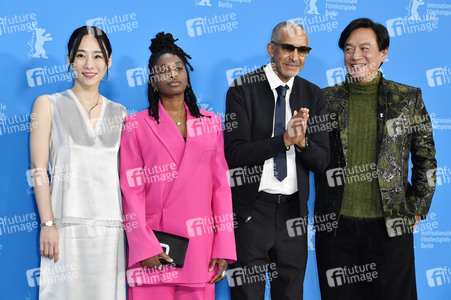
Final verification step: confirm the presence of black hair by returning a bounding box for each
[338,18,390,51]
[67,26,112,77]
[147,32,206,123]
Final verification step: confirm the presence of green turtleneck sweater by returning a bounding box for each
[340,72,384,218]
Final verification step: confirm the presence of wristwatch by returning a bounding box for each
[40,220,56,227]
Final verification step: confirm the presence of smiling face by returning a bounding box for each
[267,26,309,82]
[151,53,188,98]
[344,27,388,82]
[69,35,111,88]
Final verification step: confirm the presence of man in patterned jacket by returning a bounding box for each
[314,18,437,300]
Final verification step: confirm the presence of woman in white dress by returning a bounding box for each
[30,26,126,299]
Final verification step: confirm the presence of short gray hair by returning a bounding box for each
[270,21,306,42]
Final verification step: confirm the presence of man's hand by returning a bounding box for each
[413,215,421,231]
[284,108,309,147]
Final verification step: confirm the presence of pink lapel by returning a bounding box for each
[144,101,186,166]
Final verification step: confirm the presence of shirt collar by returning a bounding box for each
[264,63,295,92]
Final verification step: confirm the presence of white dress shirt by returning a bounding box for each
[258,64,298,195]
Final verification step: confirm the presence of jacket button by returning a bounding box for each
[245,216,252,222]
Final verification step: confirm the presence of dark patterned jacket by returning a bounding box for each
[314,74,437,237]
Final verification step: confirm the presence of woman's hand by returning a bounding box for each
[140,252,173,268]
[209,258,228,283]
[40,225,59,263]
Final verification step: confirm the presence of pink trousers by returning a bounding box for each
[128,284,215,300]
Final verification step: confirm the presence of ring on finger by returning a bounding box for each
[222,271,226,277]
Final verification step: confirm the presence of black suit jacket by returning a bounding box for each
[224,66,330,220]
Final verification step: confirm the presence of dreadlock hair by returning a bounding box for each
[147,32,207,123]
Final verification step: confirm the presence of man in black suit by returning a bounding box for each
[224,21,330,300]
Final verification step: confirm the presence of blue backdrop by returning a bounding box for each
[1,0,450,299]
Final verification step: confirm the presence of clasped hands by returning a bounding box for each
[140,253,227,284]
[284,108,309,148]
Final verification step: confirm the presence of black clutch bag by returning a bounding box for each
[153,231,189,268]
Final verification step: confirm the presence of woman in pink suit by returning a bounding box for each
[120,32,236,300]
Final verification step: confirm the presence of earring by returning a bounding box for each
[186,84,190,89]
[102,70,111,82]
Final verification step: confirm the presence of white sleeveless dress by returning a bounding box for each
[38,89,126,300]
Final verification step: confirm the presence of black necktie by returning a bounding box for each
[274,85,288,181]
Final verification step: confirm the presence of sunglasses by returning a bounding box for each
[271,41,312,57]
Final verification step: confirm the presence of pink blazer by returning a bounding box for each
[120,102,236,286]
